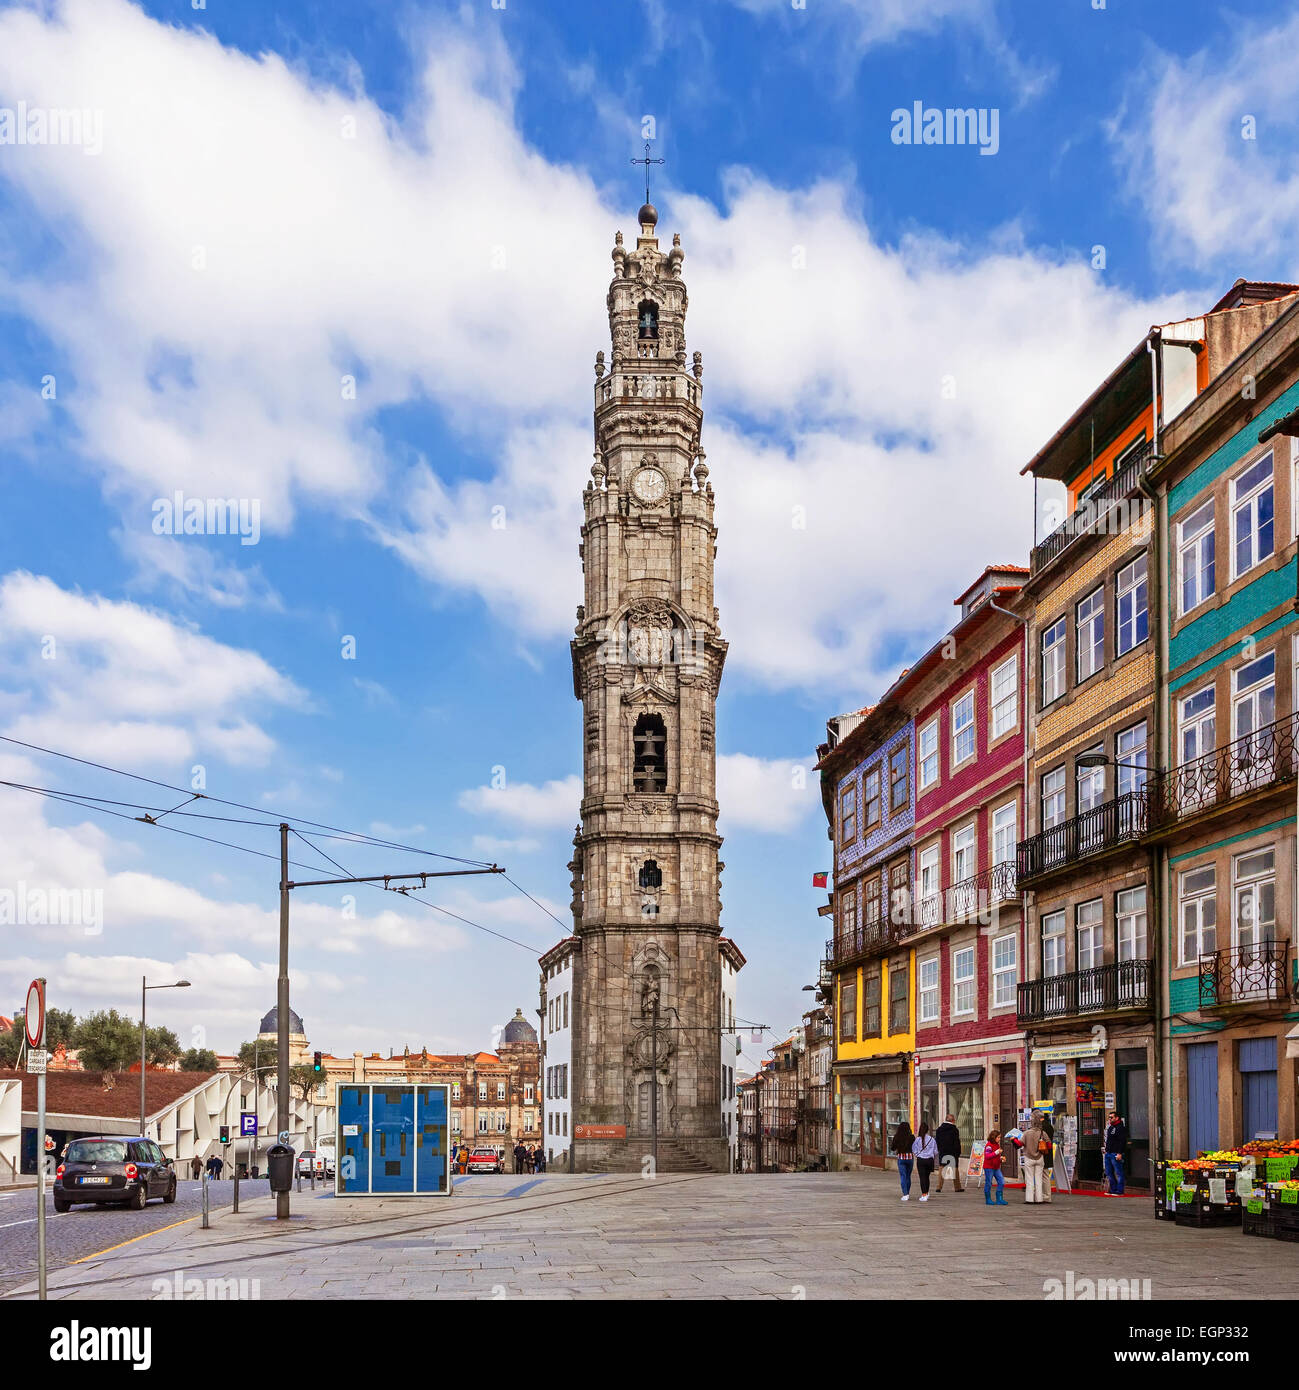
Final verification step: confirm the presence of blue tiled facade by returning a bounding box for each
[833,720,914,922]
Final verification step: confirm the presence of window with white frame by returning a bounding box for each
[1077,744,1105,813]
[478,1082,487,1101]
[563,992,569,1028]
[1076,899,1103,969]
[452,1113,461,1134]
[496,1081,506,1101]
[478,1113,489,1133]
[992,933,1017,1008]
[1076,587,1104,682]
[1117,721,1148,796]
[1042,910,1066,976]
[1233,847,1276,951]
[919,843,940,910]
[1180,686,1215,763]
[1178,866,1217,965]
[1233,651,1276,750]
[452,1081,460,1100]
[1117,886,1148,961]
[952,690,975,765]
[1116,554,1148,655]
[497,1113,507,1132]
[1042,618,1066,705]
[1232,451,1274,579]
[992,801,1017,865]
[918,956,940,1024]
[990,655,1018,737]
[951,822,976,883]
[952,945,976,1016]
[1041,766,1066,829]
[918,719,939,790]
[524,1084,534,1103]
[1179,498,1215,614]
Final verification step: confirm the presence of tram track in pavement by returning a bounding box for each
[21,1171,720,1297]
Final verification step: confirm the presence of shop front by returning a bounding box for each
[1030,1033,1153,1189]
[836,1057,912,1169]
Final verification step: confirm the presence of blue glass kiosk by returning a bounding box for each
[336,1083,451,1195]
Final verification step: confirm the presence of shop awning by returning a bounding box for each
[1030,1042,1103,1062]
[836,1055,910,1077]
[939,1066,985,1085]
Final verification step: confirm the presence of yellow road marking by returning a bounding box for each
[73,1216,195,1264]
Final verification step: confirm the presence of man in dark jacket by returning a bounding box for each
[933,1114,964,1192]
[513,1142,525,1174]
[1103,1113,1128,1195]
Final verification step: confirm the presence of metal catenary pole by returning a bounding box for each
[276,823,291,1219]
[139,975,147,1136]
[650,996,659,1173]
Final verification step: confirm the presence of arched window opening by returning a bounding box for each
[638,301,659,340]
[639,859,662,890]
[633,714,667,793]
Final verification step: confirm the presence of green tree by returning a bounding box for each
[44,1008,77,1049]
[180,1047,220,1072]
[0,1029,20,1068]
[235,1040,269,1080]
[72,1009,139,1071]
[144,1025,181,1068]
[289,1063,323,1106]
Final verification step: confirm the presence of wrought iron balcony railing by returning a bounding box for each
[1017,789,1150,883]
[1030,445,1150,574]
[826,915,914,968]
[1017,958,1153,1023]
[1199,941,1293,1008]
[1152,711,1299,826]
[917,860,1019,929]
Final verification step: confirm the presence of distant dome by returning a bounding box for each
[501,1008,537,1044]
[258,1005,305,1037]
[638,202,658,229]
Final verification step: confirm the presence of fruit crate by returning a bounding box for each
[1242,1203,1279,1238]
[1175,1201,1241,1228]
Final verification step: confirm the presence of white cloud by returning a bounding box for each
[458,775,581,829]
[717,753,819,834]
[1109,13,1299,272]
[0,0,1183,705]
[471,834,542,856]
[0,570,303,767]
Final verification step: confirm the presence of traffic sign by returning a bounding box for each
[24,979,45,1049]
[26,1049,48,1075]
[240,1112,257,1137]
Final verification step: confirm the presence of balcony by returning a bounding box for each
[1030,445,1149,574]
[1199,941,1294,1008]
[917,860,1019,929]
[1017,958,1154,1023]
[826,917,913,969]
[1151,711,1299,828]
[1017,789,1150,884]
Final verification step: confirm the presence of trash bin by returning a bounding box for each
[266,1144,295,1193]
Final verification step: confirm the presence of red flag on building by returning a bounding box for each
[812,871,828,888]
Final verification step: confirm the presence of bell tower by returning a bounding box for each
[567,200,731,1172]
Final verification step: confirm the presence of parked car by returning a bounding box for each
[466,1147,505,1174]
[54,1136,177,1212]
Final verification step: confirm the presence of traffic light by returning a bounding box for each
[312,1051,322,1074]
[219,1125,230,1145]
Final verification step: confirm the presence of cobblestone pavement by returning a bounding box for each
[0,1177,256,1296]
[7,1169,1294,1300]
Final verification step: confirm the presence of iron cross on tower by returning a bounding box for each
[631,140,664,205]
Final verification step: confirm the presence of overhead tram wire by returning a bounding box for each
[0,732,493,867]
[2,738,774,1035]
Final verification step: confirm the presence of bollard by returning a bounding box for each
[201,1172,210,1229]
[232,1163,239,1214]
[311,1166,316,1191]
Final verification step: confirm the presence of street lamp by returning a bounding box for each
[140,977,191,1135]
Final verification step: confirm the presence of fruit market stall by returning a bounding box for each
[1155,1140,1299,1240]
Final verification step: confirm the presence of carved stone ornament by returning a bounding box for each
[627,795,671,815]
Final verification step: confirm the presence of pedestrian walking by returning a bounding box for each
[210,1154,224,1180]
[913,1122,939,1203]
[1040,1112,1055,1202]
[536,1147,546,1174]
[513,1141,524,1175]
[1020,1114,1049,1204]
[891,1121,915,1201]
[933,1113,964,1193]
[982,1130,1007,1205]
[190,1155,203,1180]
[1103,1112,1128,1195]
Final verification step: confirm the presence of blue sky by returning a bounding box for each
[2,0,1298,1061]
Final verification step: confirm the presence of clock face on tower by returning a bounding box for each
[632,466,667,505]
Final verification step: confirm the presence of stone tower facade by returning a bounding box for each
[567,201,730,1172]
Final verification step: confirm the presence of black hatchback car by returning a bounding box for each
[54,1136,177,1212]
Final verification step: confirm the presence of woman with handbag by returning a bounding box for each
[1021,1116,1050,1203]
[912,1122,939,1202]
[983,1129,1008,1205]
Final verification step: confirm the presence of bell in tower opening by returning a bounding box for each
[551,191,742,1173]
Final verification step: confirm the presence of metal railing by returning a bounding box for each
[1017,958,1153,1022]
[1017,789,1151,882]
[1199,941,1293,1008]
[919,860,1019,929]
[1152,711,1299,825]
[1030,445,1150,574]
[826,915,914,967]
